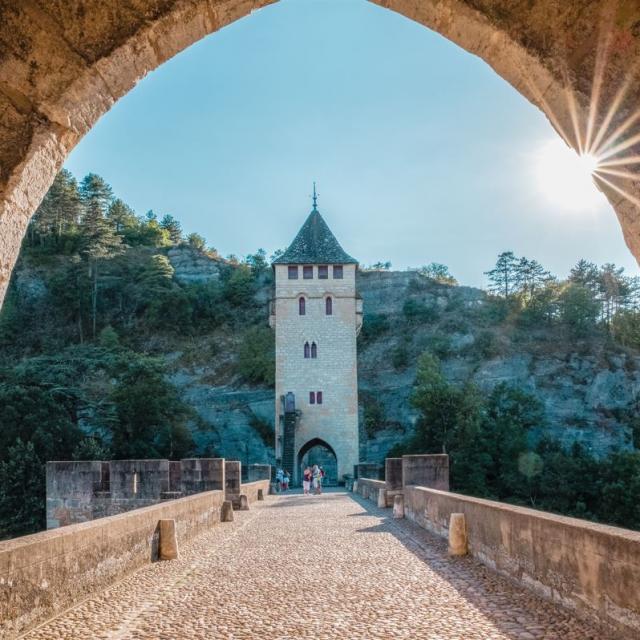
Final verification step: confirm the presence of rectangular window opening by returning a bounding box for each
[318,265,328,279]
[303,266,313,279]
[316,391,323,404]
[333,265,343,279]
[309,391,316,405]
[288,266,298,280]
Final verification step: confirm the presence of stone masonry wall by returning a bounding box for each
[403,485,640,639]
[46,458,226,528]
[274,262,359,482]
[0,490,225,639]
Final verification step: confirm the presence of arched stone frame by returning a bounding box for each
[325,295,333,316]
[0,0,639,307]
[297,437,338,486]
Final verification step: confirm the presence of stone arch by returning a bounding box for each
[297,437,338,486]
[1,0,639,306]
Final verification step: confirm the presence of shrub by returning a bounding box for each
[467,330,500,359]
[392,343,409,370]
[359,313,390,342]
[421,333,452,359]
[237,326,275,386]
[402,299,439,324]
[249,414,275,447]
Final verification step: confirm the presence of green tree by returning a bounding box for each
[79,174,124,338]
[516,257,553,303]
[245,248,269,276]
[107,198,137,234]
[137,210,171,247]
[224,264,256,307]
[409,353,461,453]
[485,251,519,298]
[611,309,640,349]
[569,259,599,293]
[0,440,45,537]
[109,357,194,459]
[418,262,457,285]
[237,326,275,385]
[482,384,544,501]
[559,283,600,336]
[29,169,82,246]
[187,232,206,251]
[160,214,183,244]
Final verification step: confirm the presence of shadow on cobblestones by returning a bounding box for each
[22,490,617,640]
[348,492,613,640]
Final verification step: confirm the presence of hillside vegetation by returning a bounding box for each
[1,170,639,537]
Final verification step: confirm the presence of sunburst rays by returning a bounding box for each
[528,1,640,211]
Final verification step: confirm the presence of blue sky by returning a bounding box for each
[64,0,639,287]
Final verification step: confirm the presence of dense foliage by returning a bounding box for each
[390,353,640,530]
[1,168,640,537]
[0,170,274,538]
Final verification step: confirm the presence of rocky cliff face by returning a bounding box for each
[168,259,640,468]
[8,247,638,469]
[356,271,640,463]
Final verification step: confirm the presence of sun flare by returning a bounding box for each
[533,139,604,212]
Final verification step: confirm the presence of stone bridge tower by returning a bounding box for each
[270,192,362,483]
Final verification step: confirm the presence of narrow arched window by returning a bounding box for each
[311,342,317,359]
[304,342,310,358]
[299,296,306,315]
[325,296,333,316]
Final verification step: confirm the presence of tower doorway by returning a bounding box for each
[297,438,338,487]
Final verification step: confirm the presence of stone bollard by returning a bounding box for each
[158,519,178,560]
[221,500,234,522]
[362,485,369,500]
[257,488,264,501]
[378,489,388,509]
[393,493,404,519]
[352,480,358,493]
[448,513,468,556]
[238,494,249,511]
[269,482,278,495]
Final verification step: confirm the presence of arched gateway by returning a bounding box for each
[270,189,363,484]
[297,438,338,486]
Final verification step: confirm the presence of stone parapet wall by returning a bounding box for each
[403,486,640,638]
[240,479,271,504]
[402,454,449,491]
[47,458,227,528]
[356,478,387,505]
[0,490,225,640]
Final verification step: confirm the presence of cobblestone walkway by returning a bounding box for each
[24,491,611,640]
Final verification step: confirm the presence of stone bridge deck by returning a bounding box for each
[23,491,609,640]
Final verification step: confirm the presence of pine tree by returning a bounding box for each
[516,257,553,303]
[485,251,519,298]
[30,169,82,245]
[79,174,124,338]
[160,214,183,244]
[107,198,137,233]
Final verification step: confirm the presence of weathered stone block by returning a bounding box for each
[237,494,249,511]
[402,454,449,491]
[448,513,467,556]
[393,493,404,519]
[385,457,403,490]
[158,519,178,560]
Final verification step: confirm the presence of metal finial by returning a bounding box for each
[312,182,318,210]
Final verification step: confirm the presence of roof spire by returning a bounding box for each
[312,182,318,210]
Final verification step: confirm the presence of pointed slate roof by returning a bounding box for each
[273,207,358,265]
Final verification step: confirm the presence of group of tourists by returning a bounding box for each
[275,468,290,492]
[274,464,325,494]
[302,464,325,495]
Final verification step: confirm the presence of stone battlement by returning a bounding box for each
[46,459,270,529]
